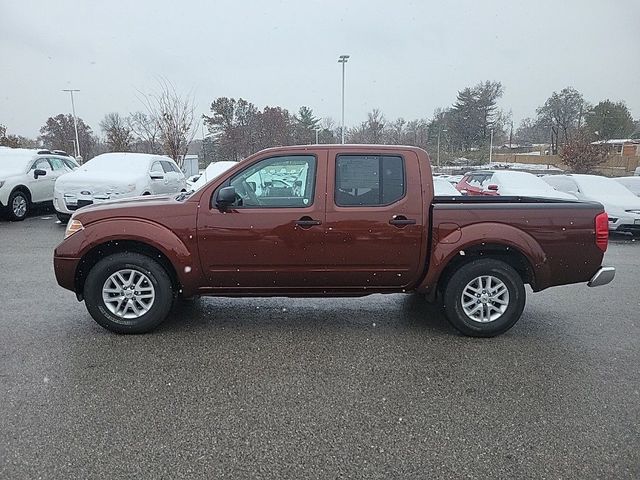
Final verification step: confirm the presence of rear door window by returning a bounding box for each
[335,155,405,206]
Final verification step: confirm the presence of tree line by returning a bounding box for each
[2,80,638,170]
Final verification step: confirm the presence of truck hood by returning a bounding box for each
[72,194,179,222]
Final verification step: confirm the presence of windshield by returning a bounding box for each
[494,172,564,195]
[576,175,639,201]
[81,154,150,174]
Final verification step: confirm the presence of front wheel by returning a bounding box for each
[83,252,174,333]
[56,212,71,223]
[442,259,525,337]
[8,190,29,221]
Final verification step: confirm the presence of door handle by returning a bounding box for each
[389,215,416,226]
[295,216,322,228]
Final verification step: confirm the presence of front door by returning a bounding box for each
[323,150,425,289]
[196,152,327,290]
[149,161,170,194]
[29,158,55,202]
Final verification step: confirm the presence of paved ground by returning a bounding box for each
[0,214,638,479]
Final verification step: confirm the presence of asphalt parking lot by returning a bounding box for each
[1,214,638,479]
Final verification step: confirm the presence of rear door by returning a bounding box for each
[196,151,328,289]
[48,157,74,198]
[323,150,424,288]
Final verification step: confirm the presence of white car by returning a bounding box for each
[191,161,237,191]
[543,174,640,234]
[614,176,640,196]
[433,177,462,196]
[54,152,186,222]
[0,147,79,221]
[462,170,577,200]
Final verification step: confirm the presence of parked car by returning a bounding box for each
[635,166,640,176]
[54,145,614,338]
[0,147,79,220]
[433,176,462,196]
[191,161,237,191]
[614,176,640,196]
[185,174,202,190]
[54,153,186,222]
[543,174,640,234]
[456,170,576,199]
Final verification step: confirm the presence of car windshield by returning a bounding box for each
[494,172,563,195]
[81,154,150,174]
[576,176,639,201]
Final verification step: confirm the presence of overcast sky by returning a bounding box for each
[1,0,639,138]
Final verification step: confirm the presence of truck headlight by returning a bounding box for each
[64,219,84,238]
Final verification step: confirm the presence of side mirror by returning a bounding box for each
[247,181,257,192]
[216,186,237,209]
[487,184,499,191]
[34,169,47,179]
[150,173,164,180]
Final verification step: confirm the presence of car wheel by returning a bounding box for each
[442,259,525,337]
[56,212,71,223]
[83,252,174,334]
[8,190,29,221]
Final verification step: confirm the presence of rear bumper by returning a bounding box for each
[587,266,615,287]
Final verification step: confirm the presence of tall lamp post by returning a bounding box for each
[489,128,494,164]
[62,89,81,159]
[437,127,447,169]
[338,55,349,144]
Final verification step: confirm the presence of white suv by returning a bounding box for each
[0,147,79,221]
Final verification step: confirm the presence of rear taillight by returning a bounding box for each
[595,212,608,252]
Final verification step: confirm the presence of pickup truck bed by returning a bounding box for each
[54,145,614,337]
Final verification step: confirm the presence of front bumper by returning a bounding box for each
[587,266,616,287]
[609,215,640,232]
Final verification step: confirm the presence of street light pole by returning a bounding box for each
[315,127,321,144]
[338,55,350,144]
[489,128,494,163]
[62,89,81,159]
[437,127,447,169]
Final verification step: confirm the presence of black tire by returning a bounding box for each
[442,259,525,337]
[7,189,29,221]
[83,252,174,334]
[56,212,71,223]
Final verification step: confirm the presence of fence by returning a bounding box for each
[492,154,639,177]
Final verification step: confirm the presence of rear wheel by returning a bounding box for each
[83,252,174,333]
[8,190,29,221]
[442,259,525,337]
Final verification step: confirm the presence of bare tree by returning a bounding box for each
[100,112,133,152]
[128,112,161,154]
[139,80,198,167]
[560,130,607,173]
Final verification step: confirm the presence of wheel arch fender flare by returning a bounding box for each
[420,222,551,294]
[67,218,200,296]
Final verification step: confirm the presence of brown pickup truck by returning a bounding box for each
[54,145,615,337]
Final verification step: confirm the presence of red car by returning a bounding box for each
[456,171,499,196]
